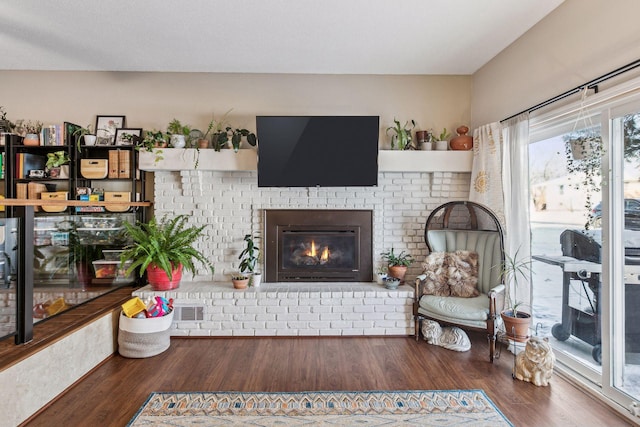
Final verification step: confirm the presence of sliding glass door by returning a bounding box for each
[530,87,640,412]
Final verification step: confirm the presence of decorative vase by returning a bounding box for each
[387,265,407,283]
[170,134,186,148]
[449,126,473,150]
[501,310,531,342]
[24,133,40,146]
[232,277,249,289]
[59,164,70,179]
[84,134,97,146]
[146,263,183,291]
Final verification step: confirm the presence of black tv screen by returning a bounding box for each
[257,116,379,187]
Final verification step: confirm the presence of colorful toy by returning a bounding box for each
[145,296,173,318]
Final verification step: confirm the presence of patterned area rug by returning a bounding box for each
[127,389,513,426]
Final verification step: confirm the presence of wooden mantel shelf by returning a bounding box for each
[139,148,473,173]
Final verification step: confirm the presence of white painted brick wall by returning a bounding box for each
[133,282,415,337]
[152,170,470,282]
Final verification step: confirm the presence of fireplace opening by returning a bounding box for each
[265,210,372,282]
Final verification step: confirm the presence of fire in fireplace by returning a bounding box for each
[264,210,372,282]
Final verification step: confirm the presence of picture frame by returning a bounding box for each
[115,128,142,146]
[95,115,126,145]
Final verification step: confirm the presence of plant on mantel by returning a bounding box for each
[386,118,415,150]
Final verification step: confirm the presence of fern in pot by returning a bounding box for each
[120,215,214,291]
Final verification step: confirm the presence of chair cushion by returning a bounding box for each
[421,250,479,298]
[418,293,489,322]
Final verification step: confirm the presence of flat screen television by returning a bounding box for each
[257,115,379,187]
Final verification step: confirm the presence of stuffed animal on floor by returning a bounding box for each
[421,319,471,352]
[514,336,555,386]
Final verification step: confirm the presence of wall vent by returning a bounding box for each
[173,306,204,321]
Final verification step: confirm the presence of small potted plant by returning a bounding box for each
[238,234,261,287]
[0,106,14,133]
[167,119,192,148]
[434,128,451,150]
[231,272,250,289]
[138,129,169,163]
[46,151,71,178]
[500,248,533,342]
[120,215,215,291]
[386,118,415,150]
[375,265,388,285]
[212,126,257,152]
[380,248,413,283]
[23,120,43,146]
[73,124,96,150]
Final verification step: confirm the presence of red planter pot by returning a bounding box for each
[146,263,183,291]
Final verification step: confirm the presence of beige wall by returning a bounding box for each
[471,0,640,127]
[0,71,470,145]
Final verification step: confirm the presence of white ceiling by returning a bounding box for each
[0,0,564,75]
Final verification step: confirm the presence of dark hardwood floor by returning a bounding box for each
[24,332,634,427]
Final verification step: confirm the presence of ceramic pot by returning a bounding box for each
[449,126,473,150]
[376,272,388,285]
[387,265,408,283]
[501,310,531,342]
[84,134,97,146]
[420,142,433,151]
[232,277,249,289]
[435,140,448,151]
[170,134,186,148]
[24,133,40,146]
[197,138,209,149]
[146,263,183,291]
[250,272,262,287]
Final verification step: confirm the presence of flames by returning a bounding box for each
[306,240,330,262]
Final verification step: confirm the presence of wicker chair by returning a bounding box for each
[413,201,505,362]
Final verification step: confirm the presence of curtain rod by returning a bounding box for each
[501,59,640,123]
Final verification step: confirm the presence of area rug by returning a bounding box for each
[127,389,513,426]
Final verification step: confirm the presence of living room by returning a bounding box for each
[2,0,640,425]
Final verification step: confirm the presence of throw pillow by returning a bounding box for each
[421,252,450,296]
[447,250,480,298]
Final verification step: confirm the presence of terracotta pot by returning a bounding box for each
[387,265,408,283]
[23,133,40,146]
[146,263,183,291]
[232,278,249,289]
[501,310,531,342]
[449,126,473,150]
[197,138,209,149]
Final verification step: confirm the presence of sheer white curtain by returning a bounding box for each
[470,114,531,306]
[502,113,531,306]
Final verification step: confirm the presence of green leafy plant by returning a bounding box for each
[500,248,532,318]
[212,126,257,152]
[386,118,415,150]
[138,129,169,162]
[72,124,94,151]
[120,215,215,280]
[380,248,413,267]
[167,118,192,138]
[46,151,70,169]
[436,128,451,141]
[238,234,260,274]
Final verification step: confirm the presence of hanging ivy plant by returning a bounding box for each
[564,127,603,229]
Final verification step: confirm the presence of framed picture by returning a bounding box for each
[115,128,142,146]
[95,115,126,145]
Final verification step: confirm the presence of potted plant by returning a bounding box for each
[380,248,413,283]
[500,248,533,342]
[73,124,97,149]
[238,234,261,287]
[212,126,257,152]
[167,119,192,148]
[0,106,15,133]
[386,118,415,150]
[375,265,388,285]
[120,215,215,291]
[23,120,43,146]
[434,128,451,150]
[231,272,250,289]
[138,129,169,163]
[46,151,70,178]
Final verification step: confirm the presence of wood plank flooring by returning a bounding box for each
[23,331,634,427]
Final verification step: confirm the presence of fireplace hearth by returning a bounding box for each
[264,210,373,282]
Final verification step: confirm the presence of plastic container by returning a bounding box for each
[92,259,132,279]
[102,249,124,261]
[121,297,147,318]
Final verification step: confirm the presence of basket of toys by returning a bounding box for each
[118,296,174,358]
